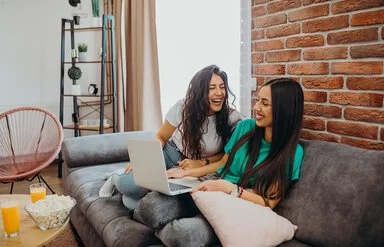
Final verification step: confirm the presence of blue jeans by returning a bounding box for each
[132,175,221,246]
[112,140,182,210]
[133,191,219,247]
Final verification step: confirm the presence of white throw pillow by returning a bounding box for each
[192,191,297,247]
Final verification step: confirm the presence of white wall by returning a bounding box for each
[0,0,103,138]
[156,0,241,119]
[0,0,249,134]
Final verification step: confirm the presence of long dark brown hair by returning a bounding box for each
[179,65,239,159]
[220,78,304,206]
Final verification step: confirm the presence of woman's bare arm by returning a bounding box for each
[168,154,229,178]
[154,120,176,147]
[191,179,280,209]
[178,153,225,169]
[240,189,280,209]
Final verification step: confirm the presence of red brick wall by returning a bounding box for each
[251,0,384,150]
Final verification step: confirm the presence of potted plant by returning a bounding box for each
[78,43,88,62]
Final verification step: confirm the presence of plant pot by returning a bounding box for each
[73,15,80,25]
[78,52,87,62]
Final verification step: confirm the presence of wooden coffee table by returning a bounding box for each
[0,194,68,247]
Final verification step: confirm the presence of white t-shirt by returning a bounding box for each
[165,99,244,158]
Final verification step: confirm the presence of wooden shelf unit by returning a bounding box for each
[64,27,111,32]
[58,14,117,178]
[62,61,112,64]
[62,93,113,97]
[63,124,113,131]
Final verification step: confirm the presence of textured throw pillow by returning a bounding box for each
[192,191,297,247]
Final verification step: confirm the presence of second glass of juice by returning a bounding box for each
[30,183,47,203]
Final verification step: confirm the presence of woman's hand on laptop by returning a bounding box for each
[177,158,204,170]
[124,164,132,173]
[167,167,185,178]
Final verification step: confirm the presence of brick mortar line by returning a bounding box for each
[304,102,384,110]
[302,128,383,143]
[252,5,384,19]
[252,12,384,32]
[303,89,384,94]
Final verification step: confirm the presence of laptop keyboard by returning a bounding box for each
[169,182,191,191]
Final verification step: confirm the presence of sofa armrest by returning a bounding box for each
[62,131,156,168]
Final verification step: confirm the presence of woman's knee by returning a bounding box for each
[113,172,148,198]
[156,214,219,247]
[135,191,198,229]
[163,141,183,169]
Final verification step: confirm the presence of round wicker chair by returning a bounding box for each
[0,107,63,193]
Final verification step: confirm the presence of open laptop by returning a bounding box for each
[126,138,202,195]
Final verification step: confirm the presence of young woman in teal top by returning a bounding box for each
[216,117,303,187]
[135,78,305,246]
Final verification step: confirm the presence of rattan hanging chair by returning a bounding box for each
[0,107,63,194]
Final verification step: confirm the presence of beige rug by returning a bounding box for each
[46,224,81,247]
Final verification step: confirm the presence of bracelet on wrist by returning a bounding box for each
[238,186,244,198]
[230,185,243,197]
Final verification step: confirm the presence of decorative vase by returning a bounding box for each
[78,52,87,62]
[72,84,81,95]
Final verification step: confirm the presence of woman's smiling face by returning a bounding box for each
[253,85,273,128]
[208,74,226,115]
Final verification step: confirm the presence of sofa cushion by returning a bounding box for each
[88,198,160,247]
[62,131,156,168]
[276,140,384,246]
[70,205,106,247]
[103,216,162,247]
[64,162,127,215]
[64,162,160,246]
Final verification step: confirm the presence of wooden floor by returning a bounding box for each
[0,163,64,195]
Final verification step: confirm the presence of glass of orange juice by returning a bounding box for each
[30,183,47,203]
[1,201,20,237]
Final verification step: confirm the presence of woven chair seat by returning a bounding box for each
[0,107,63,192]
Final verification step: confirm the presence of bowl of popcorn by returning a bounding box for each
[24,195,76,230]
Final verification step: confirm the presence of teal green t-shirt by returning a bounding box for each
[217,118,304,185]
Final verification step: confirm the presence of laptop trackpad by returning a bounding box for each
[168,182,192,191]
[169,177,201,188]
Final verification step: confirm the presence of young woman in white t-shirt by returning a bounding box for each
[98,65,243,210]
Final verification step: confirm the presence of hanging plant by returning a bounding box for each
[68,66,82,80]
[91,0,100,17]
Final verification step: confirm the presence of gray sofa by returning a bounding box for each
[62,131,384,247]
